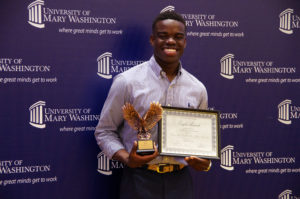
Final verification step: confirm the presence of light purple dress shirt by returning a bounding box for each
[94,56,208,165]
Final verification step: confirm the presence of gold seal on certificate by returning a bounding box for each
[158,107,221,159]
[122,102,162,155]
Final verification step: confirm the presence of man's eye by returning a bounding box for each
[175,35,184,40]
[158,34,168,40]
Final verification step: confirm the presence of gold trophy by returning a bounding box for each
[122,102,162,155]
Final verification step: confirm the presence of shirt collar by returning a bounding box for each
[149,55,183,78]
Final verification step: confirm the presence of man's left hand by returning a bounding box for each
[184,156,211,171]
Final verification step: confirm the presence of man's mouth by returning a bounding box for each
[163,48,177,56]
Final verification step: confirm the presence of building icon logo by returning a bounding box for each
[278,99,292,125]
[161,6,175,13]
[27,0,45,28]
[279,189,299,199]
[279,8,300,35]
[97,52,113,79]
[97,152,112,175]
[97,152,124,176]
[29,101,46,129]
[220,145,234,171]
[220,54,234,79]
[279,9,294,34]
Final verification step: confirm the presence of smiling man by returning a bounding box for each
[95,11,211,199]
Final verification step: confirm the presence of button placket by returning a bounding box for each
[166,83,175,107]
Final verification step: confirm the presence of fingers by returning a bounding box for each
[141,142,159,161]
[153,142,159,155]
[136,141,159,161]
[185,156,211,171]
[127,141,159,168]
[131,141,138,153]
[185,156,205,163]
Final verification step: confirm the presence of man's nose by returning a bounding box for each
[166,37,176,44]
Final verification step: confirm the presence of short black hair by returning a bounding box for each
[152,11,186,33]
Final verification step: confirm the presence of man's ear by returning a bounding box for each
[150,35,154,47]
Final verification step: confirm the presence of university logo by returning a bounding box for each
[160,6,240,31]
[97,52,113,79]
[29,100,100,129]
[220,145,297,172]
[27,1,117,29]
[27,0,45,28]
[219,53,296,80]
[278,99,300,125]
[220,145,234,171]
[279,189,299,199]
[279,8,300,35]
[278,99,292,125]
[29,100,46,128]
[97,152,124,176]
[160,6,175,13]
[97,52,145,79]
[220,54,235,79]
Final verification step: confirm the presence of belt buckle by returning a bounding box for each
[157,164,171,173]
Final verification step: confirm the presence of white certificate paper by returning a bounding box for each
[159,107,220,159]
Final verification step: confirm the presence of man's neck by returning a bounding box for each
[155,57,180,82]
[163,66,179,82]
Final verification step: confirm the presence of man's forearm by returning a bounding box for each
[112,149,130,165]
[112,142,159,168]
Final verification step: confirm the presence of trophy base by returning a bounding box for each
[137,140,154,156]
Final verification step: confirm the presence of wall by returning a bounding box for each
[0,0,299,198]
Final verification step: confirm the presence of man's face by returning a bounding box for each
[150,19,186,67]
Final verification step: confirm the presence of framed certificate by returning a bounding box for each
[158,106,220,159]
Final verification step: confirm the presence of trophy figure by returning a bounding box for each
[122,102,162,155]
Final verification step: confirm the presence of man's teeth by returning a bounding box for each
[165,49,176,52]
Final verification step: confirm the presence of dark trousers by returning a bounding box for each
[120,166,194,199]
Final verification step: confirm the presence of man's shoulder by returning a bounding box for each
[181,68,206,88]
[112,60,149,85]
[118,61,148,78]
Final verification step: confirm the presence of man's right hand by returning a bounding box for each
[112,141,159,168]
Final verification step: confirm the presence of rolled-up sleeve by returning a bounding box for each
[94,75,129,159]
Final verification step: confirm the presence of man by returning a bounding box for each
[95,11,211,199]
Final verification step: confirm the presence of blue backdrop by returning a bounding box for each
[1,0,299,198]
